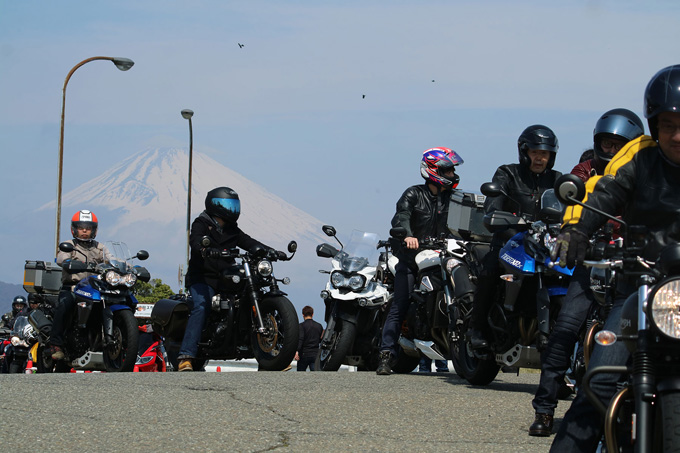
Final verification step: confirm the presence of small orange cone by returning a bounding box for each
[216,366,221,372]
[25,358,33,374]
[70,368,76,373]
[133,364,139,372]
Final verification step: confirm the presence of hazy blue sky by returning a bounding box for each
[1,0,680,285]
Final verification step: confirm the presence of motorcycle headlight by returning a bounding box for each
[443,257,459,275]
[330,271,345,288]
[257,260,273,277]
[348,275,365,291]
[105,270,122,286]
[122,273,137,288]
[649,278,680,339]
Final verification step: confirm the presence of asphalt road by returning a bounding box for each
[0,369,569,452]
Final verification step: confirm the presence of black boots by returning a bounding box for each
[376,351,393,375]
[528,413,554,437]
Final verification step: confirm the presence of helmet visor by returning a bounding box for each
[211,198,240,216]
[72,221,96,231]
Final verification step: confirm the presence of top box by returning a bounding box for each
[447,190,493,242]
[24,260,62,295]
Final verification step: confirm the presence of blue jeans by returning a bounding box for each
[297,356,315,371]
[533,265,594,415]
[550,293,632,452]
[178,283,215,359]
[380,261,415,357]
[419,356,449,373]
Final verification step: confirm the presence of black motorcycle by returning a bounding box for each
[151,238,299,371]
[557,174,680,452]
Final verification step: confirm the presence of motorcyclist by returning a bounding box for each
[550,64,680,451]
[376,147,464,375]
[50,210,112,361]
[0,296,28,329]
[529,109,644,437]
[177,187,285,372]
[468,125,562,350]
[17,294,42,317]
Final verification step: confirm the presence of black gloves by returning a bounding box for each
[551,226,590,268]
[202,247,221,259]
[267,248,287,260]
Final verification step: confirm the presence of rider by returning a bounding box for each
[528,109,644,437]
[177,187,284,372]
[50,210,111,361]
[550,64,680,451]
[0,296,28,329]
[468,125,562,350]
[376,147,463,375]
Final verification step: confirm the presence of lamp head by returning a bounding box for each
[181,109,194,120]
[112,57,134,71]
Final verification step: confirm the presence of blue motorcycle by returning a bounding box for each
[452,187,573,385]
[29,241,150,372]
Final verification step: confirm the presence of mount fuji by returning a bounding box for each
[37,147,331,315]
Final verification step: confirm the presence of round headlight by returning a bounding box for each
[348,275,365,291]
[650,278,680,339]
[257,260,273,277]
[444,257,459,275]
[106,271,122,286]
[331,271,345,288]
[122,273,137,288]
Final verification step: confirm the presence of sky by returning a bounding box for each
[1,0,680,291]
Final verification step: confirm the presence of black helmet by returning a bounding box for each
[593,109,644,164]
[12,295,27,313]
[205,187,240,223]
[644,64,680,140]
[517,125,559,170]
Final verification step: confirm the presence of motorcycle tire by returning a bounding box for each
[661,390,680,451]
[450,338,500,385]
[35,345,70,373]
[391,347,420,374]
[104,310,139,372]
[251,296,299,371]
[315,319,356,372]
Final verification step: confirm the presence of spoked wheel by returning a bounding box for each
[315,318,356,372]
[251,297,299,371]
[104,310,139,372]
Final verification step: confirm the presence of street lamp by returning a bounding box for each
[181,109,194,274]
[54,56,135,256]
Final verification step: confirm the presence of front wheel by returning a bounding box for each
[251,296,299,371]
[315,318,356,371]
[661,390,680,451]
[104,310,139,372]
[391,346,420,374]
[450,337,499,385]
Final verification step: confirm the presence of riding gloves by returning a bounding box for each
[552,226,589,268]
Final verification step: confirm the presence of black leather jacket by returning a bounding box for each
[391,183,452,264]
[564,136,680,263]
[485,163,562,246]
[185,211,271,290]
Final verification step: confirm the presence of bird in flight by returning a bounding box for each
[238,43,244,48]
[362,94,366,99]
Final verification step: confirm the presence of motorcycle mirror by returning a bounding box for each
[480,182,501,197]
[390,227,407,239]
[322,225,336,237]
[554,174,586,206]
[136,250,150,261]
[59,242,74,253]
[200,236,212,248]
[287,241,297,253]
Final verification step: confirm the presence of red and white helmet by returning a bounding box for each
[420,147,464,189]
[71,210,98,240]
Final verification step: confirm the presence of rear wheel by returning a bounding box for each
[315,318,356,371]
[391,347,420,374]
[104,310,139,372]
[252,296,299,371]
[451,335,499,385]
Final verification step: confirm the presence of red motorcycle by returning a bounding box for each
[134,303,168,372]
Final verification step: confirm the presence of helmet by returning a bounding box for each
[420,147,464,189]
[27,294,40,305]
[12,295,27,313]
[205,187,240,223]
[644,64,680,140]
[593,109,644,164]
[517,125,559,170]
[71,210,98,240]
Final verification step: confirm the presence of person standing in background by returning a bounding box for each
[295,306,323,371]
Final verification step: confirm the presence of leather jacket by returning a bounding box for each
[391,183,452,264]
[485,163,562,246]
[564,135,680,263]
[185,211,271,290]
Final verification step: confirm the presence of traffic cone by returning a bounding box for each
[133,364,139,372]
[25,358,33,374]
[70,368,76,373]
[216,366,222,372]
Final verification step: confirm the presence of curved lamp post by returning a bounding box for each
[54,56,134,256]
[181,109,194,275]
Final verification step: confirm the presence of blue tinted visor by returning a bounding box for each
[211,198,240,215]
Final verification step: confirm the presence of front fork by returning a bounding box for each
[243,261,267,334]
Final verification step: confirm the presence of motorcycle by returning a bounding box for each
[556,174,680,452]
[5,315,38,373]
[29,241,151,373]
[315,226,392,371]
[134,302,168,372]
[451,185,573,385]
[151,239,299,371]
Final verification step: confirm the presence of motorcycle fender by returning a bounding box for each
[657,377,680,393]
[30,342,39,362]
[335,305,360,325]
[262,289,288,298]
[102,307,114,340]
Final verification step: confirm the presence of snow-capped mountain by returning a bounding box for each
[38,147,331,312]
